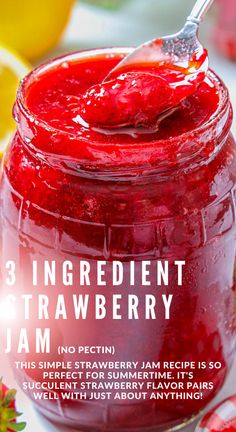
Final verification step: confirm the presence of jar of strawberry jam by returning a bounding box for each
[0,48,236,432]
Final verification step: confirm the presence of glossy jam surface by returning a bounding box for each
[213,0,236,60]
[25,52,218,142]
[79,48,208,128]
[1,50,236,432]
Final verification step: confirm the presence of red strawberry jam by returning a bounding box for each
[213,0,236,60]
[79,48,208,128]
[0,382,26,432]
[0,48,236,432]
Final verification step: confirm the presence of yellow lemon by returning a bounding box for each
[0,45,30,157]
[0,0,75,61]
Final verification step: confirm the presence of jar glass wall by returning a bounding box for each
[0,49,236,432]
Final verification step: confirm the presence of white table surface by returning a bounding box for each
[2,2,236,431]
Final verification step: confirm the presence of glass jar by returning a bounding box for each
[0,49,236,432]
[213,0,236,60]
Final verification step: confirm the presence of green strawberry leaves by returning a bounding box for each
[0,379,26,432]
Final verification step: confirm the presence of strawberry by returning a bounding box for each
[80,71,174,128]
[0,380,26,432]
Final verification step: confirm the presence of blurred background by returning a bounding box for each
[0,0,236,158]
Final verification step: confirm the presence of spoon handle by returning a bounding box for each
[188,0,215,24]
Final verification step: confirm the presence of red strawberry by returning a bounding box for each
[80,71,174,128]
[0,380,26,432]
[221,428,236,432]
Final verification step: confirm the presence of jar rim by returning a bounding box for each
[15,47,232,174]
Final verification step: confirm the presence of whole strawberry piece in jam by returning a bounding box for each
[80,72,174,128]
[0,380,26,432]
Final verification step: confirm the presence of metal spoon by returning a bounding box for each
[105,0,215,85]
